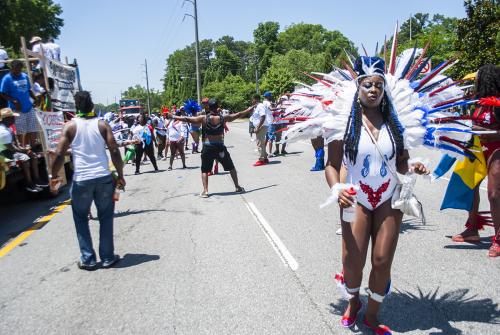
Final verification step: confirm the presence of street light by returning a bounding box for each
[183,0,201,104]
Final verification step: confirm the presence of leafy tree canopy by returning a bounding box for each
[203,75,255,112]
[0,0,64,53]
[453,0,499,78]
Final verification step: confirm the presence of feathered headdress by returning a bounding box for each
[281,22,482,159]
[354,56,385,82]
[184,99,201,116]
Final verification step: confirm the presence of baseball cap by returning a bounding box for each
[263,91,272,98]
[0,108,20,121]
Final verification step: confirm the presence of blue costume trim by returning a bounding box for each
[380,155,388,177]
[362,155,370,178]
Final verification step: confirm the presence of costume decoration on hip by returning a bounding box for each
[142,126,152,146]
[359,180,391,209]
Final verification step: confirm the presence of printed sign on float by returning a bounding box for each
[45,58,78,113]
[35,109,65,150]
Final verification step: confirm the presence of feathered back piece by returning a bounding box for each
[184,99,201,116]
[281,23,480,159]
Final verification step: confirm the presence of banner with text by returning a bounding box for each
[46,58,78,113]
[35,109,65,150]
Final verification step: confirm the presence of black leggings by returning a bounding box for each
[135,143,158,173]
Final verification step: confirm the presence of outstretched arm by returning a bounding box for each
[100,121,125,186]
[167,114,205,124]
[224,105,255,122]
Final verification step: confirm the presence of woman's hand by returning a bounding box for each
[338,189,355,208]
[410,162,430,175]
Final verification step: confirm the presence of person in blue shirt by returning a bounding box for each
[0,60,38,147]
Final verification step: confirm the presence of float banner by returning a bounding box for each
[46,58,78,113]
[35,109,65,150]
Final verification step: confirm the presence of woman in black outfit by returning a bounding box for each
[167,99,253,197]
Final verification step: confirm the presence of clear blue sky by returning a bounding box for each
[55,0,466,104]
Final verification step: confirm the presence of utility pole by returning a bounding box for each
[144,58,151,114]
[409,13,412,41]
[184,0,201,103]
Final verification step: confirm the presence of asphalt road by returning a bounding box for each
[1,121,499,334]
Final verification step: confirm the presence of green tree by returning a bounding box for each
[260,66,295,96]
[204,45,241,82]
[452,0,500,78]
[253,22,280,75]
[0,0,64,52]
[395,14,459,68]
[203,75,255,112]
[399,13,431,44]
[277,23,328,54]
[270,49,325,80]
[163,39,214,104]
[276,23,358,63]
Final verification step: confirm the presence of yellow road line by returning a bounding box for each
[0,199,71,258]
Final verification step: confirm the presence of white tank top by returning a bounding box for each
[72,118,110,182]
[168,120,183,142]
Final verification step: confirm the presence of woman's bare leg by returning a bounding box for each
[365,200,403,326]
[341,204,371,317]
[178,142,186,167]
[169,143,177,169]
[487,151,500,255]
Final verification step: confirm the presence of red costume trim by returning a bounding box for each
[465,212,494,230]
[359,180,391,209]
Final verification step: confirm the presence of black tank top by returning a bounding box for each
[204,114,224,136]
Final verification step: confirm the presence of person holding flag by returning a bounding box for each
[443,64,500,257]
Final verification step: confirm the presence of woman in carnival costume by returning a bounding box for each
[450,64,500,257]
[282,30,484,332]
[329,56,429,334]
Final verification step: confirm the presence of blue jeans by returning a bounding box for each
[70,175,115,264]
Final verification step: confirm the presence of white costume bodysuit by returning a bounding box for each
[345,124,398,210]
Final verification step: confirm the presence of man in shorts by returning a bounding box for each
[0,60,38,147]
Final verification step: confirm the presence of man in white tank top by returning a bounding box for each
[50,91,125,270]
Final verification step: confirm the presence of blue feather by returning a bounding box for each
[418,77,449,93]
[428,100,477,114]
[183,99,201,116]
[399,43,417,79]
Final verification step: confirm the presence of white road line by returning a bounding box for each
[438,176,488,192]
[244,201,299,271]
